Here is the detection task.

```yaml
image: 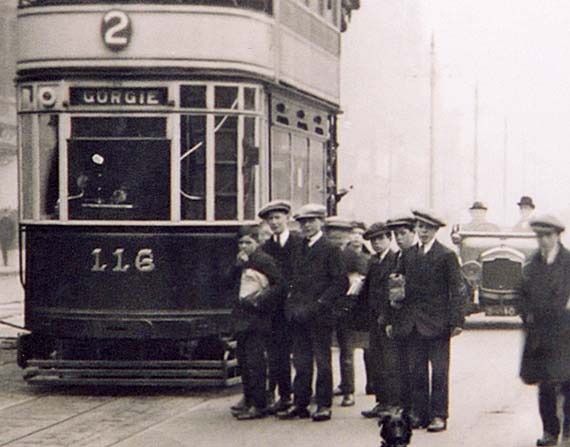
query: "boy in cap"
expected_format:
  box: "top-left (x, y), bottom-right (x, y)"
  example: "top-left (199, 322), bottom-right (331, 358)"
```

top-left (278, 203), bottom-right (347, 422)
top-left (519, 215), bottom-right (570, 446)
top-left (390, 209), bottom-right (465, 432)
top-left (230, 225), bottom-right (285, 420)
top-left (359, 222), bottom-right (399, 419)
top-left (258, 199), bottom-right (304, 414)
top-left (325, 218), bottom-right (370, 407)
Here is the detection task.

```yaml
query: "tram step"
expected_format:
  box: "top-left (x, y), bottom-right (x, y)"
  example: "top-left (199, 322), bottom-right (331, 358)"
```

top-left (27, 359), bottom-right (238, 369)
top-left (24, 374), bottom-right (241, 387)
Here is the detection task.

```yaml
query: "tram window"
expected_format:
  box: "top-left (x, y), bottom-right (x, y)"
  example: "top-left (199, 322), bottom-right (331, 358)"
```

top-left (180, 85), bottom-right (206, 109)
top-left (291, 135), bottom-right (310, 209)
top-left (243, 117), bottom-right (258, 220)
top-left (244, 88), bottom-right (256, 111)
top-left (68, 117), bottom-right (170, 221)
top-left (309, 139), bottom-right (325, 203)
top-left (71, 117), bottom-right (166, 139)
top-left (270, 129), bottom-right (292, 200)
top-left (215, 87), bottom-right (238, 110)
top-left (38, 114), bottom-right (59, 220)
top-left (215, 116), bottom-right (238, 220)
top-left (20, 114), bottom-right (34, 220)
top-left (180, 115), bottom-right (207, 220)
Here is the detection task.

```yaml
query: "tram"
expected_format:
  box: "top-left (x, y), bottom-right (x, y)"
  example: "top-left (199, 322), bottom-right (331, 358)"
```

top-left (15, 0), bottom-right (359, 385)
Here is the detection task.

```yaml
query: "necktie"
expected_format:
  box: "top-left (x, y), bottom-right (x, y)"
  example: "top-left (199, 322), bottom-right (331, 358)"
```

top-left (418, 245), bottom-right (425, 257)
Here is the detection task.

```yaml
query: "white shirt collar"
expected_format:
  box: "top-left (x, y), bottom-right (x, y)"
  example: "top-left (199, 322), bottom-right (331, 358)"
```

top-left (274, 229), bottom-right (290, 247)
top-left (307, 231), bottom-right (323, 247)
top-left (543, 243), bottom-right (560, 265)
top-left (419, 238), bottom-right (436, 254)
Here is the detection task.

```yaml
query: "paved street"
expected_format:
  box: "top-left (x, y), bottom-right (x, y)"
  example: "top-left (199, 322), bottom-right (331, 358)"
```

top-left (0, 272), bottom-right (542, 447)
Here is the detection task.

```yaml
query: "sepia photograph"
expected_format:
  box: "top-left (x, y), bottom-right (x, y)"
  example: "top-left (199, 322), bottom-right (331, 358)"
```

top-left (0, 1), bottom-right (569, 446)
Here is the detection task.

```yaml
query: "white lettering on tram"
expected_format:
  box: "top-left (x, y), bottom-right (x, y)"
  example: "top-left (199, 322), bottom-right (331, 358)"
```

top-left (79, 89), bottom-right (162, 105)
top-left (102, 11), bottom-right (131, 51)
top-left (91, 248), bottom-right (156, 273)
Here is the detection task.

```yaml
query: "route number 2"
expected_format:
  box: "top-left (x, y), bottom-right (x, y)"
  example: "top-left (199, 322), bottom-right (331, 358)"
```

top-left (101, 10), bottom-right (131, 51)
top-left (91, 248), bottom-right (155, 273)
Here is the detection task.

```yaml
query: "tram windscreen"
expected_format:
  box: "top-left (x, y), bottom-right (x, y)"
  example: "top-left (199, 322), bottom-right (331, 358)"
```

top-left (68, 117), bottom-right (170, 221)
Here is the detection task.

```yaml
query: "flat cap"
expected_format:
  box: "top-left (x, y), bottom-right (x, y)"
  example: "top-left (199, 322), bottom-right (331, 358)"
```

top-left (258, 199), bottom-right (291, 219)
top-left (529, 214), bottom-right (565, 233)
top-left (517, 196), bottom-right (535, 209)
top-left (411, 208), bottom-right (447, 228)
top-left (325, 216), bottom-right (353, 230)
top-left (469, 201), bottom-right (487, 210)
top-left (293, 203), bottom-right (327, 220)
top-left (363, 222), bottom-right (390, 240)
top-left (386, 212), bottom-right (417, 229)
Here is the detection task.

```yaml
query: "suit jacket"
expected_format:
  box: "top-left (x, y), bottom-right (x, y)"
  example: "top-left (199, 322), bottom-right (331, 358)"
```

top-left (519, 245), bottom-right (570, 384)
top-left (350, 250), bottom-right (397, 331)
top-left (285, 235), bottom-right (348, 327)
top-left (231, 248), bottom-right (285, 333)
top-left (261, 231), bottom-right (304, 327)
top-left (390, 239), bottom-right (466, 338)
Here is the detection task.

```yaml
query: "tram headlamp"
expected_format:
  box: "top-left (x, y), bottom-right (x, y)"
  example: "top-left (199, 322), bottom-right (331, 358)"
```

top-left (461, 260), bottom-right (482, 284)
top-left (38, 87), bottom-right (57, 108)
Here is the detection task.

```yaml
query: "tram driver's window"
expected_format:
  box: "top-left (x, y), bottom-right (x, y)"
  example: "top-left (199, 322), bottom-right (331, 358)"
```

top-left (39, 114), bottom-right (59, 220)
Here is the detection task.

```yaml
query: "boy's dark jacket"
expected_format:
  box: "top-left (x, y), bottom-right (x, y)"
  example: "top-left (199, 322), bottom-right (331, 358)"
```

top-left (230, 248), bottom-right (285, 333)
top-left (285, 236), bottom-right (348, 326)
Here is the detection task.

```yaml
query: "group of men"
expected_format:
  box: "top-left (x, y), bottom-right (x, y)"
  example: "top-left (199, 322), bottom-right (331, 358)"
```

top-left (230, 199), bottom-right (467, 433)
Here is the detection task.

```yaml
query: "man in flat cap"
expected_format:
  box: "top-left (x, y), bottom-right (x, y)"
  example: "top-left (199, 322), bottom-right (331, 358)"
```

top-left (358, 222), bottom-right (400, 419)
top-left (325, 218), bottom-right (370, 407)
top-left (390, 208), bottom-right (466, 432)
top-left (257, 199), bottom-right (304, 415)
top-left (278, 204), bottom-right (347, 422)
top-left (519, 214), bottom-right (570, 446)
top-left (513, 196), bottom-right (536, 232)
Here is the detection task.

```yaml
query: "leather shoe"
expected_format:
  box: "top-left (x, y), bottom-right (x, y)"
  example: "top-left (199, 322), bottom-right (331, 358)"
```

top-left (361, 404), bottom-right (393, 419)
top-left (537, 433), bottom-right (558, 446)
top-left (235, 406), bottom-right (266, 421)
top-left (277, 405), bottom-right (311, 420)
top-left (230, 397), bottom-right (247, 414)
top-left (341, 394), bottom-right (355, 407)
top-left (312, 406), bottom-right (332, 422)
top-left (409, 413), bottom-right (428, 429)
top-left (426, 417), bottom-right (447, 432)
top-left (333, 387), bottom-right (344, 396)
top-left (266, 398), bottom-right (292, 415)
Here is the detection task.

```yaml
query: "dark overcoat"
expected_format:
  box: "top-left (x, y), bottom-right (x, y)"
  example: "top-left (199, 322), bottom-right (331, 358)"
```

top-left (285, 236), bottom-right (347, 327)
top-left (519, 244), bottom-right (570, 384)
top-left (351, 250), bottom-right (397, 331)
top-left (230, 248), bottom-right (285, 334)
top-left (389, 240), bottom-right (466, 338)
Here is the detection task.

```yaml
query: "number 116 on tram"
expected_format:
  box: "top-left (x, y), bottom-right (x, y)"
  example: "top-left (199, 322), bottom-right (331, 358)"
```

top-left (15, 0), bottom-right (358, 386)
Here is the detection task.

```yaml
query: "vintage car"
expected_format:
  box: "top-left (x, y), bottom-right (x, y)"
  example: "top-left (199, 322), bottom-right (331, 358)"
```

top-left (452, 229), bottom-right (537, 316)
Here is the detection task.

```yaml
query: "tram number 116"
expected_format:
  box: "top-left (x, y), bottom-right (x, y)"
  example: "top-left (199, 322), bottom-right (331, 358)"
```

top-left (91, 248), bottom-right (155, 273)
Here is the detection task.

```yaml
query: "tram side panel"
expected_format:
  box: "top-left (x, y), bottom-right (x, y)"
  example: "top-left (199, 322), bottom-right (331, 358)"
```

top-left (19, 225), bottom-right (239, 365)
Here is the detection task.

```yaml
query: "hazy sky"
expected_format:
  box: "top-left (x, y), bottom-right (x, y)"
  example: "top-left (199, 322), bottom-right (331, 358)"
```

top-left (339, 0), bottom-right (570, 227)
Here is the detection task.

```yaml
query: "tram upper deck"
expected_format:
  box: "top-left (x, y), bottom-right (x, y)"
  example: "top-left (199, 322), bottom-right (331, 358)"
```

top-left (16, 0), bottom-right (358, 107)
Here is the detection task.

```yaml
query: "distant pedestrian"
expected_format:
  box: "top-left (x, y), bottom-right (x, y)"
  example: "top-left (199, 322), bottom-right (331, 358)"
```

top-left (0, 209), bottom-right (15, 267)
top-left (519, 215), bottom-right (570, 446)
top-left (229, 225), bottom-right (285, 420)
top-left (513, 196), bottom-right (536, 232)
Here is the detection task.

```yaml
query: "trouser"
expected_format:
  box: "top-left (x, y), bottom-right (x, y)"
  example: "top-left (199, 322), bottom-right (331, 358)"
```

top-left (236, 330), bottom-right (268, 409)
top-left (363, 348), bottom-right (374, 392)
top-left (336, 322), bottom-right (355, 394)
top-left (0, 242), bottom-right (8, 267)
top-left (267, 319), bottom-right (292, 401)
top-left (408, 332), bottom-right (451, 421)
top-left (369, 323), bottom-right (403, 407)
top-left (539, 382), bottom-right (570, 436)
top-left (291, 321), bottom-right (333, 408)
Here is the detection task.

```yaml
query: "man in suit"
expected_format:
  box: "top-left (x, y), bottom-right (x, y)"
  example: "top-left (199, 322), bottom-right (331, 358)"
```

top-left (258, 199), bottom-right (303, 414)
top-left (519, 215), bottom-right (570, 447)
top-left (278, 204), bottom-right (347, 422)
top-left (513, 196), bottom-right (536, 232)
top-left (359, 222), bottom-right (399, 419)
top-left (390, 209), bottom-right (466, 432)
